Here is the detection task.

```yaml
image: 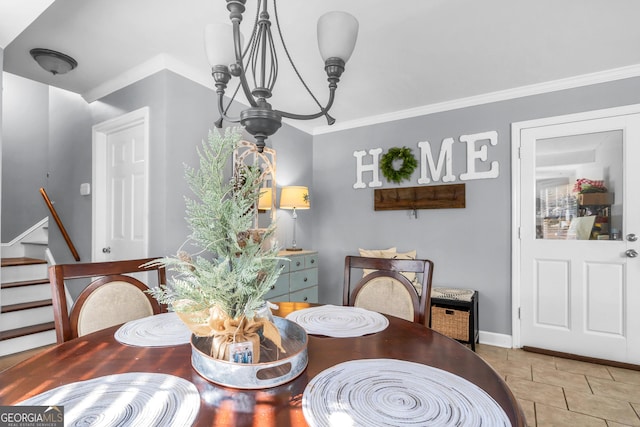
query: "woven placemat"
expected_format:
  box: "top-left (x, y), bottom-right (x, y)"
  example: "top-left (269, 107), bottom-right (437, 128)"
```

top-left (286, 305), bottom-right (389, 337)
top-left (115, 312), bottom-right (191, 347)
top-left (303, 359), bottom-right (510, 427)
top-left (431, 287), bottom-right (475, 302)
top-left (18, 372), bottom-right (200, 426)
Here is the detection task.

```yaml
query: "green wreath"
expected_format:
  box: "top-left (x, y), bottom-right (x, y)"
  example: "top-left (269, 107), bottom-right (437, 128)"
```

top-left (380, 146), bottom-right (418, 183)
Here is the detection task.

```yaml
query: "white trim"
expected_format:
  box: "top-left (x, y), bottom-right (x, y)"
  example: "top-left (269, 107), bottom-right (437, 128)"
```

top-left (45, 248), bottom-right (55, 265)
top-left (479, 331), bottom-right (513, 349)
top-left (312, 64), bottom-right (640, 135)
top-left (0, 217), bottom-right (48, 246)
top-left (510, 103), bottom-right (640, 350)
top-left (92, 106), bottom-right (150, 261)
top-left (81, 55), bottom-right (640, 136)
top-left (510, 122), bottom-right (522, 349)
top-left (82, 54), bottom-right (212, 104)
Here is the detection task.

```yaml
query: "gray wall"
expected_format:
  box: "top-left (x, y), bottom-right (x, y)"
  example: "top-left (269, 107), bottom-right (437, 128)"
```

top-left (92, 70), bottom-right (313, 259)
top-left (4, 64), bottom-right (640, 335)
top-left (47, 85), bottom-right (93, 264)
top-left (1, 72), bottom-right (93, 262)
top-left (1, 73), bottom-right (49, 240)
top-left (312, 76), bottom-right (640, 335)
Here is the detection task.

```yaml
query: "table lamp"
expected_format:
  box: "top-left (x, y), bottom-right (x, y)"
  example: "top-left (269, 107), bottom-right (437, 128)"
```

top-left (279, 186), bottom-right (310, 251)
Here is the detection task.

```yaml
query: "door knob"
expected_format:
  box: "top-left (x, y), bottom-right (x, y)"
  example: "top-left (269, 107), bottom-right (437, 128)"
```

top-left (627, 233), bottom-right (638, 242)
top-left (626, 249), bottom-right (638, 258)
top-left (102, 247), bottom-right (111, 253)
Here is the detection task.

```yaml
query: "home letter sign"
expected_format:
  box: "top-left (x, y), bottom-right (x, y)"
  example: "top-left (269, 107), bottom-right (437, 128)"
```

top-left (459, 131), bottom-right (499, 180)
top-left (353, 130), bottom-right (499, 188)
top-left (353, 148), bottom-right (383, 189)
top-left (417, 138), bottom-right (456, 184)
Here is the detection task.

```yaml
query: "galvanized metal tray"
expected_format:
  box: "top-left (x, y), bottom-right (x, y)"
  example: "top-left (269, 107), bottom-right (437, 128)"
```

top-left (191, 316), bottom-right (308, 389)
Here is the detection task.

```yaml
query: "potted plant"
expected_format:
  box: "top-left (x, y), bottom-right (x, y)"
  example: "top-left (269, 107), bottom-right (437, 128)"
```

top-left (147, 127), bottom-right (284, 363)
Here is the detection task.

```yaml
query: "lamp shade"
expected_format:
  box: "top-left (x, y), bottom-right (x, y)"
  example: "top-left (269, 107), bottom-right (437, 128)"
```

top-left (204, 23), bottom-right (239, 67)
top-left (258, 187), bottom-right (274, 210)
top-left (280, 186), bottom-right (310, 210)
top-left (317, 11), bottom-right (359, 63)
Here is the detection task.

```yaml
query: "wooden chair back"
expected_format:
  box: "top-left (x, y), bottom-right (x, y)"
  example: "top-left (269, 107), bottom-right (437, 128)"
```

top-left (343, 255), bottom-right (434, 325)
top-left (49, 258), bottom-right (167, 343)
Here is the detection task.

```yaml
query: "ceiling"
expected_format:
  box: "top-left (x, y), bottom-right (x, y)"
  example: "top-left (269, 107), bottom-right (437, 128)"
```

top-left (3, 0), bottom-right (640, 135)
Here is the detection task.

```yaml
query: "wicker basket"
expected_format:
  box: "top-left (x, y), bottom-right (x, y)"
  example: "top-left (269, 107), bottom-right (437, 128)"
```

top-left (431, 306), bottom-right (470, 341)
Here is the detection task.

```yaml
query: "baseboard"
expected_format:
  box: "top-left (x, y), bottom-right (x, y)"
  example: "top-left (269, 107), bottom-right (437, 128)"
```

top-left (478, 330), bottom-right (512, 348)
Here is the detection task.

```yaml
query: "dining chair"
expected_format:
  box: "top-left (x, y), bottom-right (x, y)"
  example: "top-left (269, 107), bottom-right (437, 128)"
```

top-left (343, 255), bottom-right (434, 325)
top-left (48, 258), bottom-right (167, 343)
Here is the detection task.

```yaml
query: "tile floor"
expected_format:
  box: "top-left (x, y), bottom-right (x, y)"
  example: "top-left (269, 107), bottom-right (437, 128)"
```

top-left (1, 344), bottom-right (639, 426)
top-left (475, 344), bottom-right (640, 426)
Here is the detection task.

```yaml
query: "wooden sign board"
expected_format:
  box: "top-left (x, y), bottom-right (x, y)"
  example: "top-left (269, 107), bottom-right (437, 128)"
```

top-left (374, 184), bottom-right (465, 211)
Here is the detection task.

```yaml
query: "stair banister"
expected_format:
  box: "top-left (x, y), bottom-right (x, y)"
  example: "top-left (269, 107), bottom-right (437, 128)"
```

top-left (39, 188), bottom-right (80, 262)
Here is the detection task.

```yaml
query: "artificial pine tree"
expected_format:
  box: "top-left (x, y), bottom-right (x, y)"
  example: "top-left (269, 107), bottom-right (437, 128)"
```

top-left (148, 127), bottom-right (282, 361)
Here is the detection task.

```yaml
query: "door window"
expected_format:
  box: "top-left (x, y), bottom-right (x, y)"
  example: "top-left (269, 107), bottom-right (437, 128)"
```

top-left (535, 130), bottom-right (623, 240)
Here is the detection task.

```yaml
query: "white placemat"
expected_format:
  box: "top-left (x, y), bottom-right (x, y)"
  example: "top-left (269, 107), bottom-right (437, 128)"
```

top-left (303, 359), bottom-right (511, 427)
top-left (18, 372), bottom-right (200, 427)
top-left (115, 312), bottom-right (192, 347)
top-left (285, 305), bottom-right (389, 337)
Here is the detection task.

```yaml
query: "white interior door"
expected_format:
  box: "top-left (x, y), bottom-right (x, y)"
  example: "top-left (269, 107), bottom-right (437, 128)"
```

top-left (513, 106), bottom-right (640, 364)
top-left (92, 107), bottom-right (149, 262)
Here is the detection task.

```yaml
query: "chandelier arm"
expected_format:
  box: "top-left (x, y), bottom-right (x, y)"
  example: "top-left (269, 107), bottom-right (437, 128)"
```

top-left (215, 81), bottom-right (243, 128)
top-left (273, 0), bottom-right (324, 111)
top-left (223, 79), bottom-right (243, 113)
top-left (215, 98), bottom-right (241, 127)
top-left (275, 87), bottom-right (337, 124)
top-left (231, 19), bottom-right (258, 107)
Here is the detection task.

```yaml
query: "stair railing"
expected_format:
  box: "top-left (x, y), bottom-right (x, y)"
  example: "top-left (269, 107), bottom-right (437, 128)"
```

top-left (39, 187), bottom-right (80, 261)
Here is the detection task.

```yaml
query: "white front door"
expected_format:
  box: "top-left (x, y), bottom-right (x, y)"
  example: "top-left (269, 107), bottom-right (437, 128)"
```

top-left (513, 106), bottom-right (640, 364)
top-left (92, 107), bottom-right (149, 262)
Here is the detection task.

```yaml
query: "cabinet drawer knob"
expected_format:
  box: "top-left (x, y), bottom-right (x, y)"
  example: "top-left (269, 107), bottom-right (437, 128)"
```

top-left (296, 261), bottom-right (301, 267)
top-left (310, 259), bottom-right (315, 264)
top-left (303, 296), bottom-right (308, 301)
top-left (270, 285), bottom-right (275, 290)
top-left (304, 277), bottom-right (308, 282)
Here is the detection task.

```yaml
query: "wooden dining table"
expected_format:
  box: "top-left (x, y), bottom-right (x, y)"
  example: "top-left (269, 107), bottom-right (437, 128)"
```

top-left (0, 302), bottom-right (525, 426)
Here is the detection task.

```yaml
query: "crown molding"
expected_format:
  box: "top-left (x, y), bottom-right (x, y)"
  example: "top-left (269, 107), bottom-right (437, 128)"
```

top-left (312, 64), bottom-right (640, 135)
top-left (82, 53), bottom-right (212, 103)
top-left (82, 58), bottom-right (640, 136)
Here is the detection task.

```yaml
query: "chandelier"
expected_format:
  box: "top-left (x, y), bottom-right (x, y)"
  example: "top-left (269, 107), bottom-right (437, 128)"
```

top-left (205, 0), bottom-right (359, 152)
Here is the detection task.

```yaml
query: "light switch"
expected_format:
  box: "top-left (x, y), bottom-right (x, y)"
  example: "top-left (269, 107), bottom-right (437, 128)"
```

top-left (80, 183), bottom-right (91, 196)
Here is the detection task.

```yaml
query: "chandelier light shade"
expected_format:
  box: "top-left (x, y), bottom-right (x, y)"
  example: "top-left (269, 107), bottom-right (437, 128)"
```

top-left (317, 12), bottom-right (359, 63)
top-left (30, 48), bottom-right (78, 75)
top-left (279, 186), bottom-right (310, 251)
top-left (205, 0), bottom-right (359, 152)
top-left (204, 23), bottom-right (238, 68)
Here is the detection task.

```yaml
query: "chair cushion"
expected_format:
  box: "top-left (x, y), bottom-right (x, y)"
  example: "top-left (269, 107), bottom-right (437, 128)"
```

top-left (76, 281), bottom-right (155, 336)
top-left (358, 247), bottom-right (397, 258)
top-left (358, 248), bottom-right (421, 295)
top-left (354, 277), bottom-right (415, 322)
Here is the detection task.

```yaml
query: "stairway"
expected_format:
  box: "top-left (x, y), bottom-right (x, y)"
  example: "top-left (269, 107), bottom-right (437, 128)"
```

top-left (0, 219), bottom-right (57, 357)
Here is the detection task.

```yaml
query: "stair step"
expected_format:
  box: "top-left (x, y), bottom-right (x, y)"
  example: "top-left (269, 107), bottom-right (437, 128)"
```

top-left (0, 322), bottom-right (55, 341)
top-left (21, 240), bottom-right (48, 246)
top-left (1, 257), bottom-right (47, 268)
top-left (1, 278), bottom-right (49, 289)
top-left (0, 329), bottom-right (56, 357)
top-left (2, 299), bottom-right (53, 314)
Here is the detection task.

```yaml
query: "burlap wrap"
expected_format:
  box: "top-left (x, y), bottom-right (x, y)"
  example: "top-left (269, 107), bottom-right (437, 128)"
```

top-left (174, 300), bottom-right (283, 362)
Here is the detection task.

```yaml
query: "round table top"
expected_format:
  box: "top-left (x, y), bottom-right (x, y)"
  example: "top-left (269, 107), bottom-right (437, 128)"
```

top-left (0, 302), bottom-right (525, 426)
